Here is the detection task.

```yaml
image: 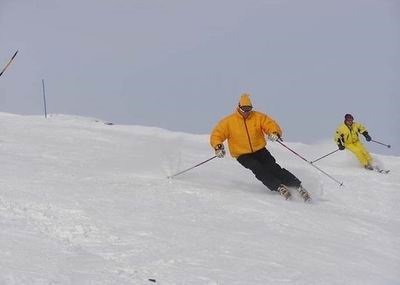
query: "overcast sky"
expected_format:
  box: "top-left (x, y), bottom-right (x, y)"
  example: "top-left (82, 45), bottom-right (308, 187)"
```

top-left (1, 0), bottom-right (399, 155)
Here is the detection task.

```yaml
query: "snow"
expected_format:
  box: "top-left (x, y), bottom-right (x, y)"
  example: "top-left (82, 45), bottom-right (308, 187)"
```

top-left (0, 112), bottom-right (399, 284)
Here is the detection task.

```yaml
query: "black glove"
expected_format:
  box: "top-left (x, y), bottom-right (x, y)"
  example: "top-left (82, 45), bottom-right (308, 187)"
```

top-left (362, 131), bottom-right (371, 142)
top-left (337, 138), bottom-right (345, 150)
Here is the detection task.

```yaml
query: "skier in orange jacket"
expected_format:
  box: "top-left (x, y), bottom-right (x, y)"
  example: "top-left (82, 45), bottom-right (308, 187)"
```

top-left (210, 93), bottom-right (309, 201)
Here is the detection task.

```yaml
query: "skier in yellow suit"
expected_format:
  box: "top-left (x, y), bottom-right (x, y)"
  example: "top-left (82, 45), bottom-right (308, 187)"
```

top-left (334, 114), bottom-right (373, 170)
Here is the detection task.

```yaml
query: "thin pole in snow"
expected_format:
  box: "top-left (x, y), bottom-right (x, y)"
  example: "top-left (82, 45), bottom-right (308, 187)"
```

top-left (167, 156), bottom-right (217, 179)
top-left (42, 79), bottom-right (48, 118)
top-left (276, 140), bottom-right (344, 187)
top-left (0, 50), bottom-right (18, 78)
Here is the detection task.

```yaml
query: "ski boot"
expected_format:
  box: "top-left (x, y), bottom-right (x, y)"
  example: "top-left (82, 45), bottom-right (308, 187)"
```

top-left (364, 164), bottom-right (374, 170)
top-left (297, 185), bottom-right (311, 202)
top-left (277, 185), bottom-right (291, 200)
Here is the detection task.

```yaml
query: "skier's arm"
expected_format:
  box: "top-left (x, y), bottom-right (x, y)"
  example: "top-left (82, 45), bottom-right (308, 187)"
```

top-left (210, 120), bottom-right (228, 149)
top-left (261, 113), bottom-right (282, 138)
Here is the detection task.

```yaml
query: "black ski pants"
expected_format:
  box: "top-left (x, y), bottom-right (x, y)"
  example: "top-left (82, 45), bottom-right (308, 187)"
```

top-left (237, 147), bottom-right (301, 191)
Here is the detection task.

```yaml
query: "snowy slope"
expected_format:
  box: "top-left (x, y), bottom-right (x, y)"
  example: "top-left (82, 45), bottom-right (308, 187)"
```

top-left (0, 112), bottom-right (399, 285)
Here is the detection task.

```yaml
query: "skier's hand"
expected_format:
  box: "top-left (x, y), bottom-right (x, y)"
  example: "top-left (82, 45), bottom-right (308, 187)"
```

top-left (362, 131), bottom-right (372, 142)
top-left (214, 144), bottom-right (226, 158)
top-left (268, 132), bottom-right (280, 142)
top-left (338, 143), bottom-right (345, 150)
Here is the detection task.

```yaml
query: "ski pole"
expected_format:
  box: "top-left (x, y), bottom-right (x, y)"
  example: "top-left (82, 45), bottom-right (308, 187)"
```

top-left (167, 156), bottom-right (217, 179)
top-left (371, 139), bottom-right (391, 148)
top-left (311, 149), bottom-right (340, 164)
top-left (276, 140), bottom-right (344, 186)
top-left (0, 50), bottom-right (18, 78)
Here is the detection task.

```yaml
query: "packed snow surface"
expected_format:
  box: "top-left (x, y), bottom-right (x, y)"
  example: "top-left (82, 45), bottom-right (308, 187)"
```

top-left (0, 113), bottom-right (399, 284)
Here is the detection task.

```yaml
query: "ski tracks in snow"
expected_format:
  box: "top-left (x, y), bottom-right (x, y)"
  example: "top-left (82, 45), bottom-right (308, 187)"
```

top-left (0, 195), bottom-right (112, 247)
top-left (0, 193), bottom-right (155, 283)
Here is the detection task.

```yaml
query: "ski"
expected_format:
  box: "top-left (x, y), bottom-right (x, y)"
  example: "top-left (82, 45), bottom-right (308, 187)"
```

top-left (0, 50), bottom-right (18, 78)
top-left (365, 165), bottom-right (390, 174)
top-left (374, 167), bottom-right (390, 174)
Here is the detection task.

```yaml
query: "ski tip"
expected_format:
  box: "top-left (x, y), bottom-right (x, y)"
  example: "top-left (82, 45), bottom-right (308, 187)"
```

top-left (374, 167), bottom-right (390, 174)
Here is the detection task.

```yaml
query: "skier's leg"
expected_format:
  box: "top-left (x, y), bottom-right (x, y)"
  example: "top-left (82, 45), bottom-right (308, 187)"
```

top-left (356, 141), bottom-right (373, 165)
top-left (257, 148), bottom-right (301, 188)
top-left (237, 153), bottom-right (282, 191)
top-left (346, 142), bottom-right (372, 167)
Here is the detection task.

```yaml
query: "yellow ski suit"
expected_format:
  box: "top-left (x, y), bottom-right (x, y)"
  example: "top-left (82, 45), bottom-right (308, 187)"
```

top-left (334, 122), bottom-right (372, 167)
top-left (210, 109), bottom-right (282, 158)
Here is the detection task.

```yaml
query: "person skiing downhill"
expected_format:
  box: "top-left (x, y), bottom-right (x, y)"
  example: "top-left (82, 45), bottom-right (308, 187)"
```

top-left (335, 114), bottom-right (374, 170)
top-left (210, 93), bottom-right (310, 201)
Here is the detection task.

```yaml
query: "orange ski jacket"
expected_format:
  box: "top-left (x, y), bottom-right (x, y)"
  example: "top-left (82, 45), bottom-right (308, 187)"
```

top-left (210, 109), bottom-right (282, 158)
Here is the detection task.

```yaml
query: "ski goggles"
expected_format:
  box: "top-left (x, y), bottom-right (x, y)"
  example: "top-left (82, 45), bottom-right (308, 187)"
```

top-left (239, 106), bottom-right (253, 113)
